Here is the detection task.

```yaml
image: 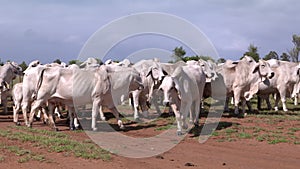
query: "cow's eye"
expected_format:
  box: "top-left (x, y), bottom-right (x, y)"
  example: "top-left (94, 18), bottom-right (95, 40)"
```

top-left (261, 64), bottom-right (265, 68)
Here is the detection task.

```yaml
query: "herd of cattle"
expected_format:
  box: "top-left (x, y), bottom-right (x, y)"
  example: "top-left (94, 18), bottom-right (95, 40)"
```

top-left (0, 56), bottom-right (299, 135)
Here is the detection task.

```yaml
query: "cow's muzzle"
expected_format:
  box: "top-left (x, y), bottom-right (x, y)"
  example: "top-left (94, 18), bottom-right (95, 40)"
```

top-left (163, 101), bottom-right (170, 107)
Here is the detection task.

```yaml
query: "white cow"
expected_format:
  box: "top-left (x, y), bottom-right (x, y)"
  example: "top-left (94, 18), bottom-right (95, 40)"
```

top-left (131, 59), bottom-right (167, 120)
top-left (256, 59), bottom-right (300, 111)
top-left (159, 64), bottom-right (206, 135)
top-left (29, 65), bottom-right (143, 131)
top-left (0, 62), bottom-right (23, 113)
top-left (219, 56), bottom-right (275, 115)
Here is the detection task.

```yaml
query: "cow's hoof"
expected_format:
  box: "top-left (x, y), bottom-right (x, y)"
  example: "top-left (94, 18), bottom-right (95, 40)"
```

top-left (54, 128), bottom-right (59, 132)
top-left (176, 131), bottom-right (184, 136)
top-left (183, 124), bottom-right (189, 130)
top-left (274, 107), bottom-right (279, 111)
top-left (15, 122), bottom-right (21, 126)
top-left (27, 124), bottom-right (32, 128)
top-left (134, 118), bottom-right (142, 123)
top-left (193, 122), bottom-right (199, 127)
top-left (120, 125), bottom-right (125, 130)
top-left (92, 127), bottom-right (98, 132)
top-left (283, 108), bottom-right (288, 112)
top-left (189, 120), bottom-right (194, 124)
top-left (100, 117), bottom-right (106, 121)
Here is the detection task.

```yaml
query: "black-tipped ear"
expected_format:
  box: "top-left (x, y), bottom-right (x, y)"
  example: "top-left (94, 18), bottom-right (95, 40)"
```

top-left (252, 64), bottom-right (259, 73)
top-left (297, 68), bottom-right (300, 75)
top-left (162, 69), bottom-right (168, 76)
top-left (146, 67), bottom-right (152, 77)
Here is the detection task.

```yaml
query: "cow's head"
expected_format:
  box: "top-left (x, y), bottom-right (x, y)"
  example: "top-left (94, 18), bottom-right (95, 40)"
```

top-left (9, 62), bottom-right (23, 76)
top-left (158, 76), bottom-right (180, 106)
top-left (129, 72), bottom-right (144, 91)
top-left (199, 60), bottom-right (217, 80)
top-left (252, 60), bottom-right (275, 80)
top-left (146, 66), bottom-right (168, 85)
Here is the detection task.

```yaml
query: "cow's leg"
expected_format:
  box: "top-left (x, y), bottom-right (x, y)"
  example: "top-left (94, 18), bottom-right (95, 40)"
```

top-left (274, 93), bottom-right (280, 111)
top-left (13, 103), bottom-right (21, 125)
top-left (257, 95), bottom-right (262, 110)
top-left (266, 96), bottom-right (272, 110)
top-left (40, 108), bottom-right (49, 124)
top-left (21, 102), bottom-right (29, 126)
top-left (224, 97), bottom-right (230, 112)
top-left (193, 99), bottom-right (201, 126)
top-left (99, 106), bottom-right (106, 121)
top-left (294, 94), bottom-right (298, 106)
top-left (68, 107), bottom-right (75, 130)
top-left (180, 102), bottom-right (191, 131)
top-left (151, 90), bottom-right (162, 115)
top-left (246, 100), bottom-right (252, 112)
top-left (47, 103), bottom-right (58, 131)
top-left (28, 100), bottom-right (43, 127)
top-left (91, 100), bottom-right (100, 131)
top-left (233, 91), bottom-right (241, 115)
top-left (110, 106), bottom-right (124, 129)
top-left (2, 97), bottom-right (8, 114)
top-left (242, 99), bottom-right (247, 116)
top-left (170, 103), bottom-right (183, 135)
top-left (131, 90), bottom-right (141, 120)
top-left (278, 90), bottom-right (288, 112)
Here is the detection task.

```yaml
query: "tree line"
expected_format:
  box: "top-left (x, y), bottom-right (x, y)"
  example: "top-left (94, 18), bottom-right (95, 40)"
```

top-left (172, 34), bottom-right (300, 63)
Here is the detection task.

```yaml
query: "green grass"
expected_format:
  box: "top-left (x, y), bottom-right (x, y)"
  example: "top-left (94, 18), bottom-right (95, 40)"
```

top-left (0, 144), bottom-right (46, 163)
top-left (237, 132), bottom-right (252, 139)
top-left (0, 127), bottom-right (111, 161)
top-left (155, 124), bottom-right (175, 131)
top-left (288, 127), bottom-right (300, 132)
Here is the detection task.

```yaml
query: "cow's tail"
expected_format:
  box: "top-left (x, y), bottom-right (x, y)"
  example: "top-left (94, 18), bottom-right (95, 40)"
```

top-left (32, 68), bottom-right (46, 100)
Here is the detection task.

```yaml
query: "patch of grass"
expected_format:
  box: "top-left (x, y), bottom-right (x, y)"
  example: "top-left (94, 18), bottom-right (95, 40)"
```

top-left (0, 128), bottom-right (111, 160)
top-left (0, 156), bottom-right (4, 162)
top-left (268, 138), bottom-right (288, 144)
top-left (224, 128), bottom-right (238, 134)
top-left (237, 132), bottom-right (252, 139)
top-left (155, 124), bottom-right (174, 131)
top-left (288, 127), bottom-right (300, 132)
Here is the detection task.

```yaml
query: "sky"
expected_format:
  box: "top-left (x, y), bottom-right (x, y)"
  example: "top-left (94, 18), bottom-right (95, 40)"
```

top-left (0, 0), bottom-right (299, 64)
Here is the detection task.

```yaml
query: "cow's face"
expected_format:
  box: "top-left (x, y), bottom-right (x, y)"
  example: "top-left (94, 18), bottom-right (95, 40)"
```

top-left (129, 74), bottom-right (144, 91)
top-left (199, 60), bottom-right (216, 79)
top-left (253, 60), bottom-right (275, 79)
top-left (158, 76), bottom-right (178, 106)
top-left (146, 66), bottom-right (167, 85)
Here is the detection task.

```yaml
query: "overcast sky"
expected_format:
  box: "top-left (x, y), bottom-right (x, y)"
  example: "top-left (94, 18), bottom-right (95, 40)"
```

top-left (0, 0), bottom-right (299, 64)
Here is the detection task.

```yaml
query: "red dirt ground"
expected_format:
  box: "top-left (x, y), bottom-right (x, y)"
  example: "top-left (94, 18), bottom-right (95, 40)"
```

top-left (0, 110), bottom-right (300, 169)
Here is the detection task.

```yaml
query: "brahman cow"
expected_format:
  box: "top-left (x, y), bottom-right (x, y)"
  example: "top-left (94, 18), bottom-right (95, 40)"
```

top-left (256, 59), bottom-right (300, 111)
top-left (219, 56), bottom-right (274, 115)
top-left (0, 62), bottom-right (23, 114)
top-left (29, 65), bottom-right (143, 131)
top-left (159, 64), bottom-right (206, 135)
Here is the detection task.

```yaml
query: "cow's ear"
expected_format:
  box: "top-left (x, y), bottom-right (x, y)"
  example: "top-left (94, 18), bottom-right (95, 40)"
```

top-left (252, 63), bottom-right (259, 73)
top-left (162, 69), bottom-right (168, 76)
top-left (146, 67), bottom-right (153, 77)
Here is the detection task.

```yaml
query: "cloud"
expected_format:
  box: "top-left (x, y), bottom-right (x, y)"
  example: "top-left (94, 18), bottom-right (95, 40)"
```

top-left (0, 0), bottom-right (299, 63)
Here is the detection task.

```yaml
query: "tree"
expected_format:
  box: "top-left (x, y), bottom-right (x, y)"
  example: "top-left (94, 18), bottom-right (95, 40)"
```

top-left (281, 52), bottom-right (291, 61)
top-left (172, 46), bottom-right (186, 61)
top-left (68, 60), bottom-right (80, 65)
top-left (289, 34), bottom-right (300, 62)
top-left (242, 44), bottom-right (260, 62)
top-left (263, 51), bottom-right (279, 60)
top-left (217, 58), bottom-right (226, 63)
top-left (53, 59), bottom-right (62, 64)
top-left (19, 61), bottom-right (28, 71)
